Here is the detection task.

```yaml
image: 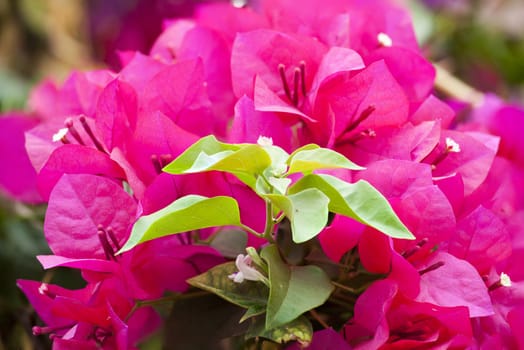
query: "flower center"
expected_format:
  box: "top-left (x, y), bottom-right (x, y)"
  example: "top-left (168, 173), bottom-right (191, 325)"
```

top-left (55, 116), bottom-right (107, 153)
top-left (97, 225), bottom-right (120, 261)
top-left (278, 61), bottom-right (307, 107)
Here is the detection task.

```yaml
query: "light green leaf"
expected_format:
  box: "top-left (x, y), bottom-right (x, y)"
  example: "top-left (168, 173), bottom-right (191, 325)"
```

top-left (163, 135), bottom-right (238, 173)
top-left (289, 174), bottom-right (415, 240)
top-left (267, 176), bottom-right (292, 195)
top-left (246, 315), bottom-right (313, 344)
top-left (119, 195), bottom-right (241, 253)
top-left (187, 261), bottom-right (268, 311)
top-left (261, 245), bottom-right (334, 330)
top-left (287, 148), bottom-right (364, 174)
top-left (163, 136), bottom-right (271, 187)
top-left (265, 189), bottom-right (330, 243)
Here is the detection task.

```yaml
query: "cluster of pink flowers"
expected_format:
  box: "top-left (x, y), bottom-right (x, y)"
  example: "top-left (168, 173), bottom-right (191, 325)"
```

top-left (1, 0), bottom-right (523, 348)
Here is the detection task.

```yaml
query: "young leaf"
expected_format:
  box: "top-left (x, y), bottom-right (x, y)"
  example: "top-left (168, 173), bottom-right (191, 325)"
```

top-left (287, 148), bottom-right (364, 174)
top-left (246, 315), bottom-right (313, 344)
top-left (163, 135), bottom-right (272, 187)
top-left (187, 261), bottom-right (268, 310)
top-left (119, 195), bottom-right (241, 253)
top-left (261, 245), bottom-right (334, 330)
top-left (265, 189), bottom-right (330, 243)
top-left (289, 174), bottom-right (415, 240)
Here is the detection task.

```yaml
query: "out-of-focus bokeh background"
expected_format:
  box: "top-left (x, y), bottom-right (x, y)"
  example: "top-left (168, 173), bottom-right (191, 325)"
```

top-left (0, 0), bottom-right (522, 348)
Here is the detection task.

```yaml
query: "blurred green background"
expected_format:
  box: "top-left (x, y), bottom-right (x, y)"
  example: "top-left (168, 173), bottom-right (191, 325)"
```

top-left (0, 0), bottom-right (522, 348)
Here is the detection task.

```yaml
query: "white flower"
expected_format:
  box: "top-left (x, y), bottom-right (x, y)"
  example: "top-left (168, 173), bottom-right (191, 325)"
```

top-left (257, 135), bottom-right (273, 147)
top-left (445, 137), bottom-right (461, 153)
top-left (500, 272), bottom-right (512, 287)
top-left (377, 32), bottom-right (393, 47)
top-left (52, 128), bottom-right (69, 142)
top-left (228, 254), bottom-right (266, 283)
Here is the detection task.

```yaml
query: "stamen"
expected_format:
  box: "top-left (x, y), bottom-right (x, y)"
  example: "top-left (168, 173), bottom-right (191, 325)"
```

top-left (159, 154), bottom-right (173, 168)
top-left (52, 128), bottom-right (69, 143)
top-left (402, 238), bottom-right (429, 259)
top-left (105, 227), bottom-right (121, 251)
top-left (97, 229), bottom-right (116, 261)
top-left (488, 272), bottom-right (512, 291)
top-left (343, 105), bottom-right (376, 134)
top-left (79, 116), bottom-right (106, 153)
top-left (33, 324), bottom-right (74, 336)
top-left (431, 138), bottom-right (461, 169)
top-left (418, 261), bottom-right (444, 275)
top-left (292, 67), bottom-right (300, 106)
top-left (64, 118), bottom-right (85, 145)
top-left (299, 61), bottom-right (307, 96)
top-left (377, 32), bottom-right (393, 47)
top-left (38, 283), bottom-right (56, 299)
top-left (278, 64), bottom-right (292, 102)
top-left (151, 155), bottom-right (163, 174)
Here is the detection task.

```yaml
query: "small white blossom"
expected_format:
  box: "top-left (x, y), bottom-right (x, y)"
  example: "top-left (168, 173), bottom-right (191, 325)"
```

top-left (231, 0), bottom-right (247, 8)
top-left (228, 254), bottom-right (266, 283)
top-left (445, 137), bottom-right (461, 153)
top-left (52, 128), bottom-right (69, 142)
top-left (257, 135), bottom-right (273, 147)
top-left (38, 283), bottom-right (49, 295)
top-left (377, 32), bottom-right (393, 47)
top-left (500, 272), bottom-right (512, 287)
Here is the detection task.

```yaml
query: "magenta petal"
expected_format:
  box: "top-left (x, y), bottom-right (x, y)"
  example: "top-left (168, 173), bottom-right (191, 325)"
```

top-left (44, 174), bottom-right (137, 259)
top-left (125, 111), bottom-right (198, 185)
top-left (150, 19), bottom-right (195, 63)
top-left (231, 29), bottom-right (326, 98)
top-left (140, 59), bottom-right (214, 135)
top-left (344, 279), bottom-right (397, 349)
top-left (0, 114), bottom-right (41, 203)
top-left (508, 306), bottom-right (524, 349)
top-left (319, 215), bottom-right (364, 262)
top-left (416, 252), bottom-right (494, 317)
top-left (118, 52), bottom-right (166, 93)
top-left (37, 144), bottom-right (126, 201)
top-left (310, 47), bottom-right (364, 95)
top-left (410, 94), bottom-right (455, 128)
top-left (388, 252), bottom-right (420, 298)
top-left (314, 60), bottom-right (409, 144)
top-left (286, 328), bottom-right (351, 350)
top-left (447, 205), bottom-right (511, 274)
top-left (107, 302), bottom-right (128, 350)
top-left (359, 228), bottom-right (392, 274)
top-left (253, 76), bottom-right (315, 123)
top-left (229, 96), bottom-right (293, 152)
top-left (365, 47), bottom-right (435, 104)
top-left (95, 79), bottom-right (137, 151)
top-left (431, 130), bottom-right (499, 195)
top-left (37, 255), bottom-right (118, 273)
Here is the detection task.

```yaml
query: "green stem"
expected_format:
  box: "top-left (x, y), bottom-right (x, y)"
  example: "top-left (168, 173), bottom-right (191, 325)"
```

top-left (331, 281), bottom-right (359, 294)
top-left (263, 199), bottom-right (276, 243)
top-left (239, 223), bottom-right (263, 238)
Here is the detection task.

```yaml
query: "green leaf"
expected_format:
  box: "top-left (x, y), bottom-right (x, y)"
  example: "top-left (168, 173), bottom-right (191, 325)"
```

top-left (163, 135), bottom-right (272, 188)
top-left (210, 229), bottom-right (248, 259)
top-left (287, 147), bottom-right (364, 174)
top-left (289, 174), bottom-right (415, 240)
top-left (119, 195), bottom-right (241, 253)
top-left (187, 261), bottom-right (269, 311)
top-left (265, 189), bottom-right (330, 243)
top-left (240, 305), bottom-right (267, 323)
top-left (246, 315), bottom-right (313, 344)
top-left (261, 245), bottom-right (334, 329)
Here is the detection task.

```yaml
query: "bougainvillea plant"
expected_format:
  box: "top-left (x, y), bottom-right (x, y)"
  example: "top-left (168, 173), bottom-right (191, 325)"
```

top-left (1, 0), bottom-right (523, 349)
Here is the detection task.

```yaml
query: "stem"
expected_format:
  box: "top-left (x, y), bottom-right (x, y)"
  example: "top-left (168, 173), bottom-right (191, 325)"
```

top-left (309, 309), bottom-right (329, 329)
top-left (239, 223), bottom-right (263, 238)
top-left (433, 63), bottom-right (484, 106)
top-left (263, 200), bottom-right (276, 243)
top-left (331, 281), bottom-right (359, 294)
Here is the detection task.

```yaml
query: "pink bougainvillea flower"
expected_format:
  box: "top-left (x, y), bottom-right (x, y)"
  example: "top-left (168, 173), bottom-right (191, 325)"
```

top-left (446, 205), bottom-right (512, 275)
top-left (43, 173), bottom-right (137, 259)
top-left (415, 252), bottom-right (493, 318)
top-left (318, 215), bottom-right (365, 263)
top-left (0, 114), bottom-right (41, 203)
top-left (344, 279), bottom-right (473, 349)
top-left (17, 277), bottom-right (160, 349)
top-left (286, 328), bottom-right (351, 350)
